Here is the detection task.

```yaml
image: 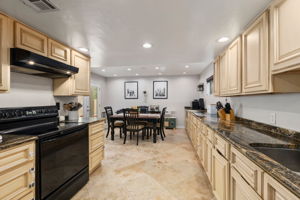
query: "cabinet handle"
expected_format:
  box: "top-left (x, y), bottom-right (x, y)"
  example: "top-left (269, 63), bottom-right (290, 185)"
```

top-left (29, 167), bottom-right (35, 173)
top-left (28, 182), bottom-right (35, 188)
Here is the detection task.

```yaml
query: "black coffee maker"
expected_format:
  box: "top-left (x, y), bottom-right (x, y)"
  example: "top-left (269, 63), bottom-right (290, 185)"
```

top-left (192, 98), bottom-right (205, 110)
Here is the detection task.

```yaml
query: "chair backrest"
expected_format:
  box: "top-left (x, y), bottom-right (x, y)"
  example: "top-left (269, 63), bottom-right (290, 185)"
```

top-left (160, 107), bottom-right (167, 127)
top-left (104, 106), bottom-right (113, 121)
top-left (123, 109), bottom-right (140, 129)
top-left (138, 106), bottom-right (149, 113)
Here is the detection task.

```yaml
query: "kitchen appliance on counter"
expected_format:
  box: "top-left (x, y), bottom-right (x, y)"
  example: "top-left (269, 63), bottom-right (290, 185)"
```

top-left (191, 98), bottom-right (205, 110)
top-left (0, 106), bottom-right (89, 200)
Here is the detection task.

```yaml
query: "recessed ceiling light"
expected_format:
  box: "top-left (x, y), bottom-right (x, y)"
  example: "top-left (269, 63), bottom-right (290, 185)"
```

top-left (127, 68), bottom-right (132, 71)
top-left (218, 37), bottom-right (229, 43)
top-left (185, 65), bottom-right (190, 69)
top-left (113, 74), bottom-right (117, 77)
top-left (155, 66), bottom-right (159, 70)
top-left (158, 72), bottom-right (162, 75)
top-left (101, 69), bottom-right (106, 72)
top-left (78, 47), bottom-right (89, 52)
top-left (136, 73), bottom-right (139, 76)
top-left (142, 42), bottom-right (152, 49)
top-left (28, 60), bottom-right (35, 65)
top-left (183, 72), bottom-right (186, 74)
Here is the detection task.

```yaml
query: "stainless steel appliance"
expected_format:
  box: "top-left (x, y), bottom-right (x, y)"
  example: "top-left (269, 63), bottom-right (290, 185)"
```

top-left (0, 106), bottom-right (89, 200)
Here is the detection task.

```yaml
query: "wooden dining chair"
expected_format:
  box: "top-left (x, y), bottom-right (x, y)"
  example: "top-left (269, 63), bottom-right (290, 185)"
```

top-left (123, 109), bottom-right (145, 145)
top-left (144, 107), bottom-right (166, 141)
top-left (104, 106), bottom-right (124, 138)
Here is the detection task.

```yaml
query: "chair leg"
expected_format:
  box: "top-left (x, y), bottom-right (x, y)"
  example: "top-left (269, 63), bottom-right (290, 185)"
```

top-left (162, 128), bottom-right (166, 137)
top-left (130, 131), bottom-right (132, 139)
top-left (119, 127), bottom-right (122, 138)
top-left (106, 125), bottom-right (111, 138)
top-left (159, 128), bottom-right (164, 141)
top-left (142, 130), bottom-right (145, 140)
top-left (137, 132), bottom-right (139, 145)
top-left (146, 128), bottom-right (149, 139)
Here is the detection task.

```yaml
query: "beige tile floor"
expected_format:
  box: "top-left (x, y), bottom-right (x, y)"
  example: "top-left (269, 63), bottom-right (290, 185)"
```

top-left (72, 128), bottom-right (215, 200)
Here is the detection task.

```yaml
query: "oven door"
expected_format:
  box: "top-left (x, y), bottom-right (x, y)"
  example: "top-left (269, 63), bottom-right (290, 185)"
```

top-left (39, 125), bottom-right (88, 199)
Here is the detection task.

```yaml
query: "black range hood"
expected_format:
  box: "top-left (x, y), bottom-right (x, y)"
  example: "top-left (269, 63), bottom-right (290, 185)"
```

top-left (10, 48), bottom-right (79, 78)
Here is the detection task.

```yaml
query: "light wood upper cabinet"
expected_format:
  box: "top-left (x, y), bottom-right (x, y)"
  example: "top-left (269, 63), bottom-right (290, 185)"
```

top-left (219, 51), bottom-right (228, 96)
top-left (0, 14), bottom-right (12, 92)
top-left (212, 149), bottom-right (229, 200)
top-left (243, 12), bottom-right (270, 94)
top-left (48, 39), bottom-right (71, 64)
top-left (271, 0), bottom-right (300, 74)
top-left (227, 37), bottom-right (242, 95)
top-left (15, 22), bottom-right (47, 56)
top-left (264, 173), bottom-right (298, 200)
top-left (72, 50), bottom-right (90, 95)
top-left (230, 167), bottom-right (262, 200)
top-left (214, 57), bottom-right (220, 96)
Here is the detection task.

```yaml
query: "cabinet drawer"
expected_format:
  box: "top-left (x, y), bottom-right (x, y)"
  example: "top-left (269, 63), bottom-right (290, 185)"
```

top-left (89, 147), bottom-right (104, 173)
top-left (17, 190), bottom-right (35, 200)
top-left (0, 142), bottom-right (35, 173)
top-left (89, 121), bottom-right (105, 135)
top-left (231, 167), bottom-right (262, 200)
top-left (48, 39), bottom-right (71, 64)
top-left (207, 127), bottom-right (214, 142)
top-left (214, 134), bottom-right (230, 159)
top-left (231, 147), bottom-right (263, 195)
top-left (0, 161), bottom-right (35, 200)
top-left (15, 22), bottom-right (47, 56)
top-left (89, 131), bottom-right (104, 153)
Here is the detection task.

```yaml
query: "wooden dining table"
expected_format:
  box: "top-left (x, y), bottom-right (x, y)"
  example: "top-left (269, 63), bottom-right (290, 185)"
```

top-left (110, 113), bottom-right (161, 143)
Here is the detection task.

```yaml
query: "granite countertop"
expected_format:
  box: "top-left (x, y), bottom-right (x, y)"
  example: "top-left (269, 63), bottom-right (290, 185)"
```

top-left (65, 117), bottom-right (105, 124)
top-left (188, 110), bottom-right (300, 198)
top-left (0, 134), bottom-right (37, 150)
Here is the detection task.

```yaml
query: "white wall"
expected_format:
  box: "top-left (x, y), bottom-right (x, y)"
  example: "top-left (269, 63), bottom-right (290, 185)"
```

top-left (104, 75), bottom-right (200, 128)
top-left (199, 65), bottom-right (300, 132)
top-left (0, 72), bottom-right (56, 107)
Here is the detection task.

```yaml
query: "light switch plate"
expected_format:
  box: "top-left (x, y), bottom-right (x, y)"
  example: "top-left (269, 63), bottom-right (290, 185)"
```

top-left (270, 112), bottom-right (276, 124)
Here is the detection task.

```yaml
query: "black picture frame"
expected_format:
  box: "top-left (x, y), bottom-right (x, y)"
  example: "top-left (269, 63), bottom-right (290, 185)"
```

top-left (153, 81), bottom-right (168, 99)
top-left (124, 81), bottom-right (138, 99)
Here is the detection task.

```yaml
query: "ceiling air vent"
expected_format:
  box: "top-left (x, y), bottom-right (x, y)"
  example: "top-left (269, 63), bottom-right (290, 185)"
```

top-left (21, 0), bottom-right (59, 12)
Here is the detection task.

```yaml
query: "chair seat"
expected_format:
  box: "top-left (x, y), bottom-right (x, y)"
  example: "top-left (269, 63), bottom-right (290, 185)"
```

top-left (114, 121), bottom-right (124, 127)
top-left (126, 125), bottom-right (145, 131)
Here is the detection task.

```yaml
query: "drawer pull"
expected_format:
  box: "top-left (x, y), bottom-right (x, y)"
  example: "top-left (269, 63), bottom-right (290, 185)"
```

top-left (28, 182), bottom-right (35, 188)
top-left (29, 167), bottom-right (35, 173)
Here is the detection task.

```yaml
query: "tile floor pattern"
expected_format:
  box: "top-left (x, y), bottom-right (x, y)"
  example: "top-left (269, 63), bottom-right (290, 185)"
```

top-left (72, 128), bottom-right (215, 200)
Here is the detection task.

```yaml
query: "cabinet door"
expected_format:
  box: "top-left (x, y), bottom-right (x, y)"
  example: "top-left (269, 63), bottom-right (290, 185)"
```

top-left (230, 167), bottom-right (262, 200)
top-left (227, 37), bottom-right (242, 95)
top-left (219, 51), bottom-right (228, 96)
top-left (271, 0), bottom-right (300, 74)
top-left (48, 39), bottom-right (71, 64)
top-left (243, 12), bottom-right (270, 93)
top-left (15, 22), bottom-right (47, 56)
top-left (212, 149), bottom-right (229, 200)
top-left (0, 14), bottom-right (11, 92)
top-left (203, 138), bottom-right (213, 182)
top-left (72, 50), bottom-right (90, 95)
top-left (214, 57), bottom-right (220, 96)
top-left (264, 173), bottom-right (298, 200)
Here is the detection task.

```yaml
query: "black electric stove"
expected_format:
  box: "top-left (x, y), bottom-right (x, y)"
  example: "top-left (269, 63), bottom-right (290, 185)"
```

top-left (0, 106), bottom-right (89, 200)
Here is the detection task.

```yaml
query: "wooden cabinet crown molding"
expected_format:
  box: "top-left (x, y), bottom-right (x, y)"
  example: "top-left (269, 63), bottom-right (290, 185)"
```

top-left (242, 11), bottom-right (270, 94)
top-left (271, 0), bottom-right (300, 74)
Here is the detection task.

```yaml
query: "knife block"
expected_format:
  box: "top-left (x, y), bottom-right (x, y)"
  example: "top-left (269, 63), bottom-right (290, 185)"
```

top-left (225, 110), bottom-right (235, 121)
top-left (217, 109), bottom-right (226, 120)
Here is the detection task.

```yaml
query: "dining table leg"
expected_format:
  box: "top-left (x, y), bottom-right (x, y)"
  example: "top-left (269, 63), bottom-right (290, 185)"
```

top-left (111, 118), bottom-right (115, 140)
top-left (153, 119), bottom-right (157, 143)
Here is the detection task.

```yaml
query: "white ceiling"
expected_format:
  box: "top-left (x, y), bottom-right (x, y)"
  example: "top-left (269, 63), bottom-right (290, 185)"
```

top-left (0, 0), bottom-right (272, 77)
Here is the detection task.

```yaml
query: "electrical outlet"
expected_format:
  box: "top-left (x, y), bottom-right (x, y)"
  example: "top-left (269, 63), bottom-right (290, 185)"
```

top-left (270, 112), bottom-right (276, 124)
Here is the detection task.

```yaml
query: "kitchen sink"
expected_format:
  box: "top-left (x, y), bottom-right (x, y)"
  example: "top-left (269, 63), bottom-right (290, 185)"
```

top-left (250, 144), bottom-right (300, 172)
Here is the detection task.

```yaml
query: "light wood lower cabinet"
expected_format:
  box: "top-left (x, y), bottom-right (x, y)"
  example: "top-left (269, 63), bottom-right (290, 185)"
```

top-left (270, 0), bottom-right (300, 74)
top-left (0, 141), bottom-right (36, 200)
top-left (212, 149), bottom-right (229, 200)
top-left (203, 138), bottom-right (213, 182)
top-left (264, 173), bottom-right (299, 200)
top-left (230, 167), bottom-right (262, 200)
top-left (89, 120), bottom-right (105, 174)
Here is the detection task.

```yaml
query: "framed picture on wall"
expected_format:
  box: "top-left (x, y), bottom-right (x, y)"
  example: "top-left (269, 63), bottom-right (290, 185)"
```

top-left (153, 81), bottom-right (168, 99)
top-left (124, 81), bottom-right (138, 99)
